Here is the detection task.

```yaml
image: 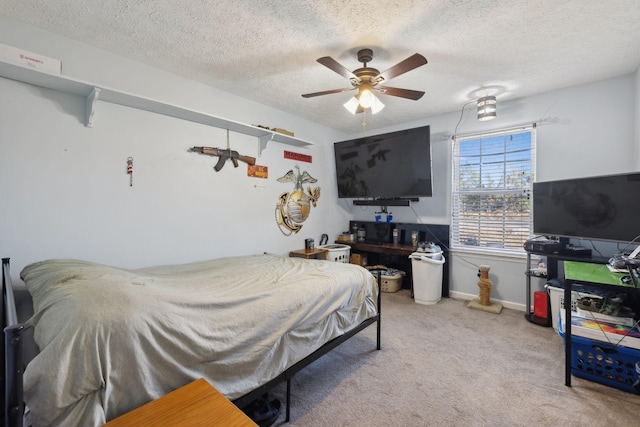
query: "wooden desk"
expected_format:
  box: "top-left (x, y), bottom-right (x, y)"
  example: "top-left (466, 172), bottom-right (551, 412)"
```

top-left (342, 221), bottom-right (450, 297)
top-left (103, 378), bottom-right (257, 427)
top-left (339, 241), bottom-right (416, 256)
top-left (289, 248), bottom-right (328, 260)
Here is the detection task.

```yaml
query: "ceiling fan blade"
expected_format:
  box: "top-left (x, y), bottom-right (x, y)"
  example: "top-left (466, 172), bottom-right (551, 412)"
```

top-left (374, 53), bottom-right (427, 83)
top-left (376, 86), bottom-right (425, 100)
top-left (317, 56), bottom-right (359, 81)
top-left (301, 88), bottom-right (355, 98)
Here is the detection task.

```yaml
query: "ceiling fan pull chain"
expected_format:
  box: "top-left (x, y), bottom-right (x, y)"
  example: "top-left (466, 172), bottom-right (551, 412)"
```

top-left (361, 109), bottom-right (367, 134)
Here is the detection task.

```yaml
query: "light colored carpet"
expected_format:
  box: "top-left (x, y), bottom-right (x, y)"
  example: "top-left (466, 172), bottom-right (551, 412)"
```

top-left (267, 290), bottom-right (639, 427)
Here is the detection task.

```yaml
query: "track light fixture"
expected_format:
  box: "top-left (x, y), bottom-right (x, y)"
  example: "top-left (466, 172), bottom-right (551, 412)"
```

top-left (477, 95), bottom-right (497, 121)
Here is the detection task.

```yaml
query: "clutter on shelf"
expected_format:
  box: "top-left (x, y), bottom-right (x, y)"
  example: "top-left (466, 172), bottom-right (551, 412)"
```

top-left (253, 124), bottom-right (294, 137)
top-left (553, 278), bottom-right (640, 394)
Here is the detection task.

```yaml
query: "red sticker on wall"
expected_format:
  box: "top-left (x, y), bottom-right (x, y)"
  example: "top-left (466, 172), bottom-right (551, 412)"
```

top-left (284, 150), bottom-right (312, 163)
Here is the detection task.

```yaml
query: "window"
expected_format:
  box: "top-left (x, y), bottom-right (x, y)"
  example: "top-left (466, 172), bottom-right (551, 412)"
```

top-left (451, 126), bottom-right (536, 253)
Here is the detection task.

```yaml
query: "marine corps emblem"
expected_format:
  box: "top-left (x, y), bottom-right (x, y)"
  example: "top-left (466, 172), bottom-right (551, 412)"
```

top-left (275, 166), bottom-right (320, 235)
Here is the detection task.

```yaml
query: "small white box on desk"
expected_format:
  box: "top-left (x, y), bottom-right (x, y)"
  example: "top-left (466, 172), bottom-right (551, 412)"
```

top-left (0, 44), bottom-right (62, 74)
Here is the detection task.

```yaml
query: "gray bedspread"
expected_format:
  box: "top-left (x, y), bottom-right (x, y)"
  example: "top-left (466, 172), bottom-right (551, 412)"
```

top-left (20, 254), bottom-right (378, 426)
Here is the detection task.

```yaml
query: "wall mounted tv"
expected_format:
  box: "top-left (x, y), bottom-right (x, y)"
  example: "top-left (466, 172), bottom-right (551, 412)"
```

top-left (533, 172), bottom-right (640, 243)
top-left (333, 125), bottom-right (432, 202)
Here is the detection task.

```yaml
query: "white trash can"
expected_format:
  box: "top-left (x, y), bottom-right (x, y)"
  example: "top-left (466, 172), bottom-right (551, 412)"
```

top-left (409, 251), bottom-right (445, 305)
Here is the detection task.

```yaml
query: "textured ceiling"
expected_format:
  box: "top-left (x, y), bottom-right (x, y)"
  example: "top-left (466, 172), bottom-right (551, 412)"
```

top-left (1, 0), bottom-right (640, 134)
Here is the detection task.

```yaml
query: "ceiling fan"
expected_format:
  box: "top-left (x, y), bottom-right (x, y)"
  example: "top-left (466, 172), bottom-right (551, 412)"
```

top-left (301, 48), bottom-right (427, 114)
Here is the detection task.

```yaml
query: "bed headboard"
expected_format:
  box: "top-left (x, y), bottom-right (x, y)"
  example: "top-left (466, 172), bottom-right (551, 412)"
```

top-left (2, 258), bottom-right (25, 427)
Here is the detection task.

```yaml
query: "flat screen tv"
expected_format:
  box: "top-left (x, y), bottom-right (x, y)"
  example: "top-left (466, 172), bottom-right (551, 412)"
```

top-left (333, 125), bottom-right (432, 200)
top-left (533, 172), bottom-right (640, 243)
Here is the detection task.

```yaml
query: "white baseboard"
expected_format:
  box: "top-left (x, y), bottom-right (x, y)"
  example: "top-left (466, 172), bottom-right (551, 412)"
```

top-left (448, 291), bottom-right (526, 312)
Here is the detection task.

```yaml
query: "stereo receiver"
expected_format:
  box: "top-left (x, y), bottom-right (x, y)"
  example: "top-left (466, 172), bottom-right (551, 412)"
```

top-left (523, 240), bottom-right (563, 254)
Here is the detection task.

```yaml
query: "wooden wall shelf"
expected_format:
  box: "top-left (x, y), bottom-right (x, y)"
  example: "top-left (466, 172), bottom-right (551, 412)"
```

top-left (0, 60), bottom-right (314, 154)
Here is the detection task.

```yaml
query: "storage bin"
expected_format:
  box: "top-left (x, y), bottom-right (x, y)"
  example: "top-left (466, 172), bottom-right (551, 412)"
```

top-left (318, 244), bottom-right (351, 263)
top-left (367, 268), bottom-right (405, 293)
top-left (546, 284), bottom-right (599, 331)
top-left (559, 328), bottom-right (640, 394)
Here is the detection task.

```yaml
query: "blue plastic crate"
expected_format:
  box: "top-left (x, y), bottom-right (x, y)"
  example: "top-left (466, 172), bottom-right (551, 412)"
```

top-left (559, 328), bottom-right (640, 394)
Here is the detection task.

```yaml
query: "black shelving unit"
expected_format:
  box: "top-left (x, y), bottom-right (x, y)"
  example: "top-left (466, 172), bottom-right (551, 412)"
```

top-left (524, 253), bottom-right (552, 326)
top-left (524, 250), bottom-right (636, 387)
top-left (524, 268), bottom-right (551, 326)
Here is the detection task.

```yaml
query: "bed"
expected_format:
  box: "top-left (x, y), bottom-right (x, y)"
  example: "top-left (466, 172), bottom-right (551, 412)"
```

top-left (2, 254), bottom-right (381, 426)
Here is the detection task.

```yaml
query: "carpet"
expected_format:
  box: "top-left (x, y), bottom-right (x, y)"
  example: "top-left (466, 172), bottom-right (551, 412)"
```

top-left (267, 290), bottom-right (640, 426)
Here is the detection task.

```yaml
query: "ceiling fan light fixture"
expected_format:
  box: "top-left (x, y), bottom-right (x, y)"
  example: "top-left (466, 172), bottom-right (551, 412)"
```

top-left (343, 93), bottom-right (385, 115)
top-left (358, 87), bottom-right (376, 108)
top-left (343, 96), bottom-right (360, 114)
top-left (477, 95), bottom-right (497, 121)
top-left (370, 96), bottom-right (385, 114)
top-left (303, 49), bottom-right (428, 120)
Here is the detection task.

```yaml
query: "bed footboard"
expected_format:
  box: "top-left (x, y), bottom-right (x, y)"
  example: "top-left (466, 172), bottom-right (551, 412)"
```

top-left (2, 258), bottom-right (26, 427)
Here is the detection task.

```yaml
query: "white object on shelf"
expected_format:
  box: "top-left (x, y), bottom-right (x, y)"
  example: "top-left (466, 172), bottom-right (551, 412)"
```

top-left (0, 44), bottom-right (61, 74)
top-left (0, 59), bottom-right (313, 154)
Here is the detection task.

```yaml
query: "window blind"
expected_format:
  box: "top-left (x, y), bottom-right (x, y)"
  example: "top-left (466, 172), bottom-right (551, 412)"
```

top-left (452, 126), bottom-right (536, 252)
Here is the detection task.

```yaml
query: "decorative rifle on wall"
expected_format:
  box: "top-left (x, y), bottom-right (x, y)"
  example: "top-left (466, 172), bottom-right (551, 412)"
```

top-left (188, 146), bottom-right (256, 171)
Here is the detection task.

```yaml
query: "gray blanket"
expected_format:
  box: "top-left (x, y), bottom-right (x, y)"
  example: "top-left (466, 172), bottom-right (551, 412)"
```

top-left (21, 254), bottom-right (378, 426)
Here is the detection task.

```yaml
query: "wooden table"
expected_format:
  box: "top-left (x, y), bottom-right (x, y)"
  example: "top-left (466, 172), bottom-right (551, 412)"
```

top-left (338, 241), bottom-right (416, 256)
top-left (103, 378), bottom-right (257, 427)
top-left (289, 248), bottom-right (328, 260)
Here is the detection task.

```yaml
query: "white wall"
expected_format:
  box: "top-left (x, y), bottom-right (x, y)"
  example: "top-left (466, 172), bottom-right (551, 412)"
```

top-left (345, 72), bottom-right (638, 309)
top-left (1, 15), bottom-right (638, 309)
top-left (0, 16), bottom-right (351, 277)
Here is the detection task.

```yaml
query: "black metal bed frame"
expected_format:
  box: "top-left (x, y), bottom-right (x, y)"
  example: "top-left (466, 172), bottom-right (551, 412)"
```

top-left (232, 269), bottom-right (382, 421)
top-left (2, 258), bottom-right (25, 427)
top-left (2, 258), bottom-right (381, 425)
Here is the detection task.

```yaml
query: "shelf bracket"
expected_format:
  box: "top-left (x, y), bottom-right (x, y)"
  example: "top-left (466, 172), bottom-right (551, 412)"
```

top-left (85, 87), bottom-right (101, 128)
top-left (258, 133), bottom-right (275, 157)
